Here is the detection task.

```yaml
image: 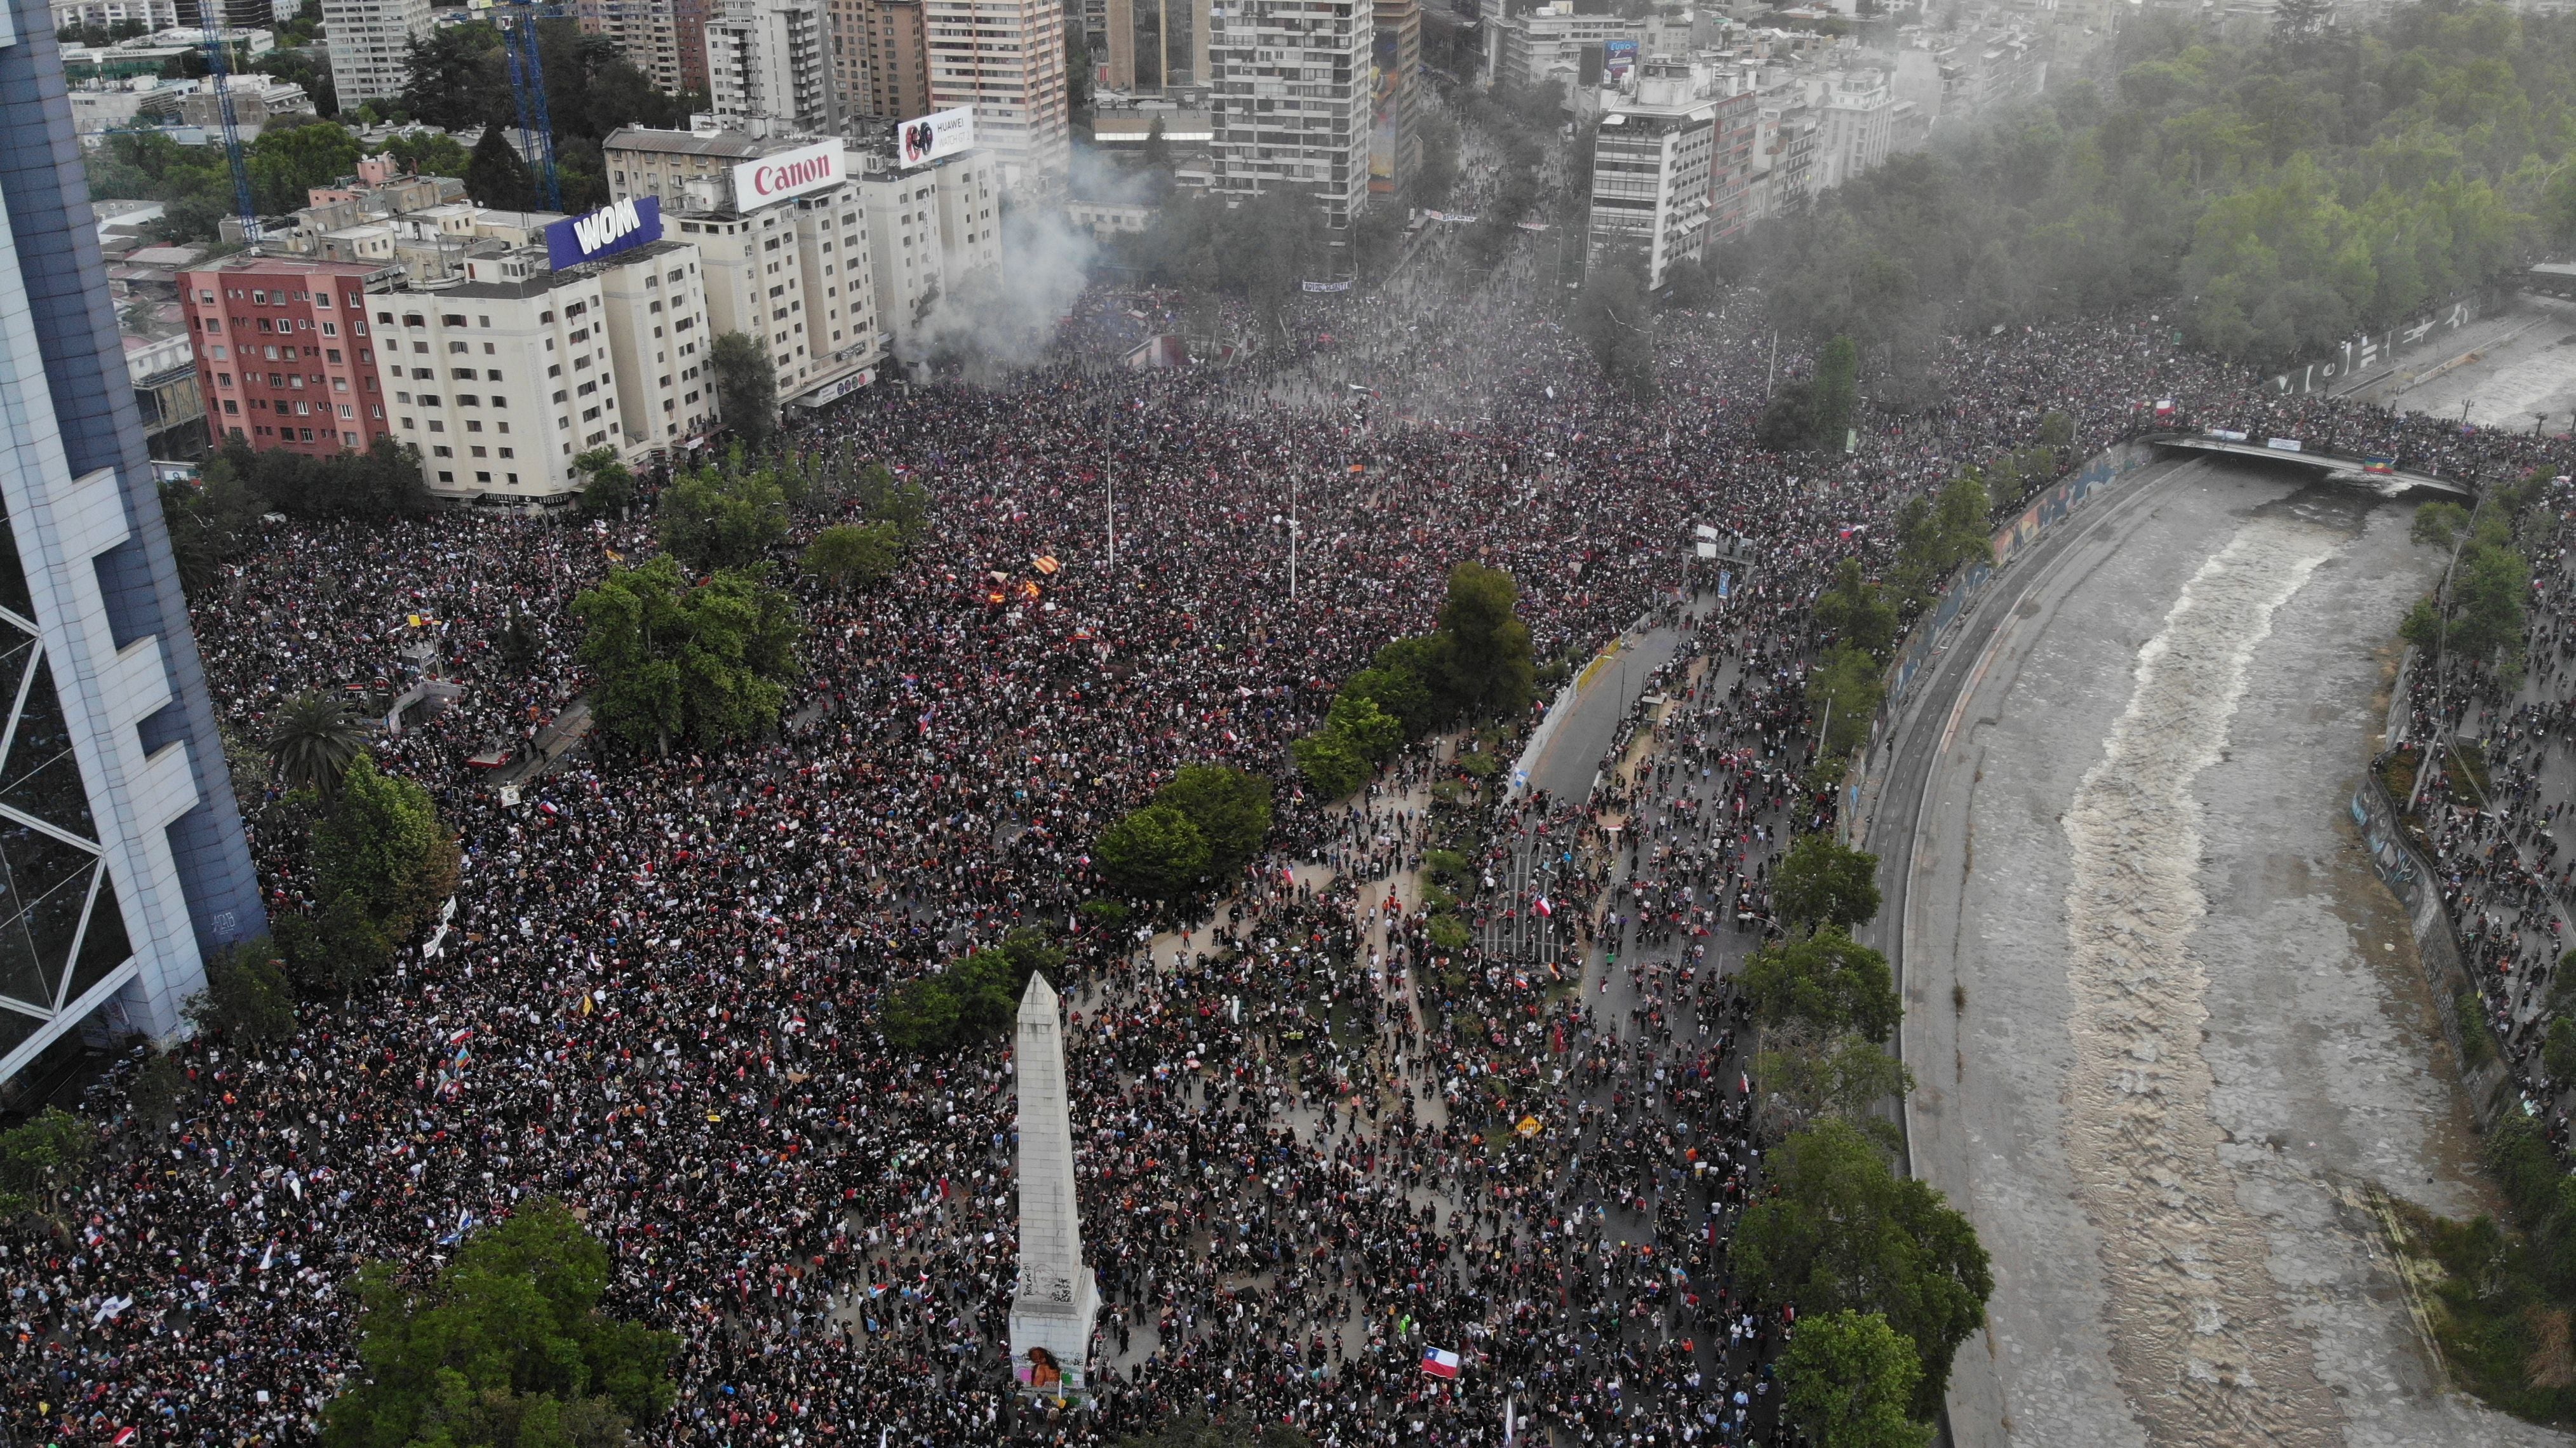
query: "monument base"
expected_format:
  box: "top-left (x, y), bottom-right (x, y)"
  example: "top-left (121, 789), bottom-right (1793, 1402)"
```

top-left (1008, 1268), bottom-right (1101, 1400)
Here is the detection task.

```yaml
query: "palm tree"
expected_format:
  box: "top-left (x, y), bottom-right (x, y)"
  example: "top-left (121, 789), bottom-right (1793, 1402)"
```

top-left (265, 691), bottom-right (368, 800)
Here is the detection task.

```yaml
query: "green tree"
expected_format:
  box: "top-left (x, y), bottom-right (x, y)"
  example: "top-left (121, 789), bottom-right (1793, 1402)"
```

top-left (881, 975), bottom-right (963, 1054)
top-left (1810, 335), bottom-right (1860, 451)
top-left (276, 888), bottom-right (396, 998)
top-left (185, 939), bottom-right (298, 1047)
top-left (1773, 833), bottom-right (1882, 933)
top-left (124, 1050), bottom-right (190, 1132)
top-left (1758, 381), bottom-right (1820, 452)
top-left (1292, 728), bottom-right (1372, 800)
top-left (1755, 1029), bottom-right (1916, 1149)
top-left (572, 447), bottom-right (635, 517)
top-left (265, 690), bottom-right (370, 800)
top-left (1732, 1119), bottom-right (1993, 1421)
top-left (1815, 559), bottom-right (1899, 659)
top-left (323, 1198), bottom-right (677, 1448)
top-left (1778, 1310), bottom-right (1934, 1448)
top-left (1325, 690), bottom-right (1405, 764)
top-left (313, 755), bottom-right (460, 940)
top-left (802, 522), bottom-right (901, 593)
top-left (2411, 500), bottom-right (2469, 549)
top-left (659, 460), bottom-right (791, 572)
top-left (1340, 662), bottom-right (1437, 740)
top-left (463, 123), bottom-right (535, 211)
top-left (1437, 562), bottom-right (1535, 721)
top-left (1740, 926), bottom-right (1902, 1043)
top-left (247, 116), bottom-right (361, 213)
top-left (1572, 252), bottom-right (1656, 401)
top-left (2545, 1014), bottom-right (2576, 1085)
top-left (0, 1108), bottom-right (98, 1219)
top-left (710, 331), bottom-right (778, 448)
top-left (1096, 801), bottom-right (1214, 902)
top-left (1154, 765), bottom-right (1273, 879)
top-left (573, 556), bottom-right (803, 753)
top-left (1807, 646), bottom-right (1884, 755)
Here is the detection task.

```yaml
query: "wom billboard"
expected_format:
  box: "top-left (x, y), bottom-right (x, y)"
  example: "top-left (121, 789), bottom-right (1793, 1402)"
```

top-left (734, 138), bottom-right (845, 209)
top-left (900, 107), bottom-right (976, 168)
top-left (545, 196), bottom-right (662, 270)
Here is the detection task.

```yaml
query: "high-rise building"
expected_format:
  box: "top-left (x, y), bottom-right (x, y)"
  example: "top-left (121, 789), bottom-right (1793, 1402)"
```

top-left (1369, 0), bottom-right (1416, 196)
top-left (607, 126), bottom-right (887, 410)
top-left (1103, 0), bottom-right (1208, 94)
top-left (577, 0), bottom-right (687, 94)
top-left (319, 0), bottom-right (433, 111)
top-left (1205, 0), bottom-right (1372, 229)
top-left (1586, 60), bottom-right (1714, 291)
top-left (0, 0), bottom-right (266, 1082)
top-left (923, 0), bottom-right (1068, 189)
top-left (708, 0), bottom-right (837, 130)
top-left (829, 0), bottom-right (930, 125)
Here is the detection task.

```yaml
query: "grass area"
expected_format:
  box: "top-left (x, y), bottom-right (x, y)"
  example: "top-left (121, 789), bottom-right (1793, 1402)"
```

top-left (2377, 749), bottom-right (2418, 810)
top-left (2453, 739), bottom-right (2493, 805)
top-left (2374, 1116), bottom-right (2576, 1427)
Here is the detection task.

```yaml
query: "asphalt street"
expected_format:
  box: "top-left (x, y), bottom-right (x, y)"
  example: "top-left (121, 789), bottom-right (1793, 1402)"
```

top-left (1874, 457), bottom-right (2568, 1448)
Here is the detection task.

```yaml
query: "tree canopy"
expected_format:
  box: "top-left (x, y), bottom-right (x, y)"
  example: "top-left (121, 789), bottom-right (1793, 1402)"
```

top-left (1703, 4), bottom-right (2571, 370)
top-left (1773, 833), bottom-right (1883, 934)
top-left (1740, 926), bottom-right (1903, 1043)
top-left (323, 1198), bottom-right (678, 1448)
top-left (572, 556), bottom-right (803, 753)
top-left (1778, 1310), bottom-right (1935, 1448)
top-left (1732, 1120), bottom-right (1994, 1421)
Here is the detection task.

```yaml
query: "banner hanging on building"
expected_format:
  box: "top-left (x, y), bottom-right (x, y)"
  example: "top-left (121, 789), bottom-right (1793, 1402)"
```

top-left (544, 196), bottom-right (661, 270)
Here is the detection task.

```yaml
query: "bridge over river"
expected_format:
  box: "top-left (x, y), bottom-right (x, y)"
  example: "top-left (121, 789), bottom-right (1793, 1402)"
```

top-left (2143, 429), bottom-right (2477, 500)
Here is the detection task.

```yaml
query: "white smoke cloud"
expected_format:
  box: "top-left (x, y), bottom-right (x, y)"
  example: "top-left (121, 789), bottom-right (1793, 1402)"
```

top-left (896, 202), bottom-right (1099, 379)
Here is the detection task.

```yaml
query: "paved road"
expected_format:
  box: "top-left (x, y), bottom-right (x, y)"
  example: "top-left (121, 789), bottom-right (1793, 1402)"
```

top-left (1523, 622), bottom-right (1689, 802)
top-left (1874, 457), bottom-right (2567, 1448)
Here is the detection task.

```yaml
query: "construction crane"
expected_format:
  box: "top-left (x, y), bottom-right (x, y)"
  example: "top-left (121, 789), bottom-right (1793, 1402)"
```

top-left (498, 4), bottom-right (566, 213)
top-left (198, 6), bottom-right (258, 242)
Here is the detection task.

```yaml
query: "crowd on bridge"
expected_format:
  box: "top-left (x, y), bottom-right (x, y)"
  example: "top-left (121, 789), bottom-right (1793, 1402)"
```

top-left (7, 239), bottom-right (2571, 1448)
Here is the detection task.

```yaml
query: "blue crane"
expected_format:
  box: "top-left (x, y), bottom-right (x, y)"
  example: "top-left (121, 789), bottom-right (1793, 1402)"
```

top-left (198, 7), bottom-right (258, 241)
top-left (499, 4), bottom-right (566, 213)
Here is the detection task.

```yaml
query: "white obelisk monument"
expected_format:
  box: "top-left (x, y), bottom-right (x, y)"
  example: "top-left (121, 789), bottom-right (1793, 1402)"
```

top-left (1009, 972), bottom-right (1098, 1397)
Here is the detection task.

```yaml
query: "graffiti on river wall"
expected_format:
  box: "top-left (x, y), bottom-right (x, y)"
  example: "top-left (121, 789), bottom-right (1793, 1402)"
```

top-left (2349, 775), bottom-right (2515, 1127)
top-left (2267, 298), bottom-right (2478, 396)
top-left (1881, 441), bottom-right (2158, 709)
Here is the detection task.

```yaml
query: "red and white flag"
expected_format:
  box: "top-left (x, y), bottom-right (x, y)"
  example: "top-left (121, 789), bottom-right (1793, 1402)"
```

top-left (1422, 1346), bottom-right (1461, 1379)
top-left (1533, 896), bottom-right (1553, 918)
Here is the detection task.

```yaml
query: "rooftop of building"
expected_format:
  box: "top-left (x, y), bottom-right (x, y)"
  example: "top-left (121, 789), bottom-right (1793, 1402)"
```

top-left (179, 255), bottom-right (396, 278)
top-left (602, 125), bottom-right (783, 159)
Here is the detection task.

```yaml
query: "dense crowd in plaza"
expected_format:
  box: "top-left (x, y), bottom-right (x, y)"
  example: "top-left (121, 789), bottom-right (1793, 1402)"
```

top-left (7, 210), bottom-right (2573, 1447)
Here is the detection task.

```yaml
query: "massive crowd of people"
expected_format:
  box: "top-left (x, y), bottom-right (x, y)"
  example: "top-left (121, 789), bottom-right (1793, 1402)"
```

top-left (4, 190), bottom-right (2570, 1448)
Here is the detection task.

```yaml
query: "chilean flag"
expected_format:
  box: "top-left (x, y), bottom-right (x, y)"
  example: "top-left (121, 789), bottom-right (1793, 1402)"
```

top-left (1422, 1346), bottom-right (1461, 1378)
top-left (1533, 896), bottom-right (1553, 918)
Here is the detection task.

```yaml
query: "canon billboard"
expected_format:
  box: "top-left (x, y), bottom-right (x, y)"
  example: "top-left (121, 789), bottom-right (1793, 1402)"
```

top-left (898, 107), bottom-right (975, 169)
top-left (732, 138), bottom-right (844, 209)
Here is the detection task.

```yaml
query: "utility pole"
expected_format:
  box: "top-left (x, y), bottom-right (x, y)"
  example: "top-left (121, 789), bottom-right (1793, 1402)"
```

top-left (1766, 330), bottom-right (1779, 397)
top-left (1102, 407), bottom-right (1116, 569)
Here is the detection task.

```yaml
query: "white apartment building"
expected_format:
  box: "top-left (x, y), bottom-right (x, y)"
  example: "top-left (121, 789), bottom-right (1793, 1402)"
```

top-left (608, 125), bottom-right (889, 409)
top-left (592, 240), bottom-right (722, 453)
top-left (854, 145), bottom-right (1000, 347)
top-left (708, 0), bottom-right (837, 132)
top-left (375, 250), bottom-right (685, 502)
top-left (1587, 60), bottom-right (1714, 292)
top-left (1813, 69), bottom-right (1894, 194)
top-left (52, 0), bottom-right (184, 30)
top-left (1204, 0), bottom-right (1372, 229)
top-left (1486, 3), bottom-right (1639, 90)
top-left (319, 0), bottom-right (432, 110)
top-left (923, 0), bottom-right (1069, 189)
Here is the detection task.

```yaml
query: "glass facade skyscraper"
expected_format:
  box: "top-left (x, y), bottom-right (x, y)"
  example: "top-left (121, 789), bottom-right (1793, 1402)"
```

top-left (0, 0), bottom-right (265, 1082)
